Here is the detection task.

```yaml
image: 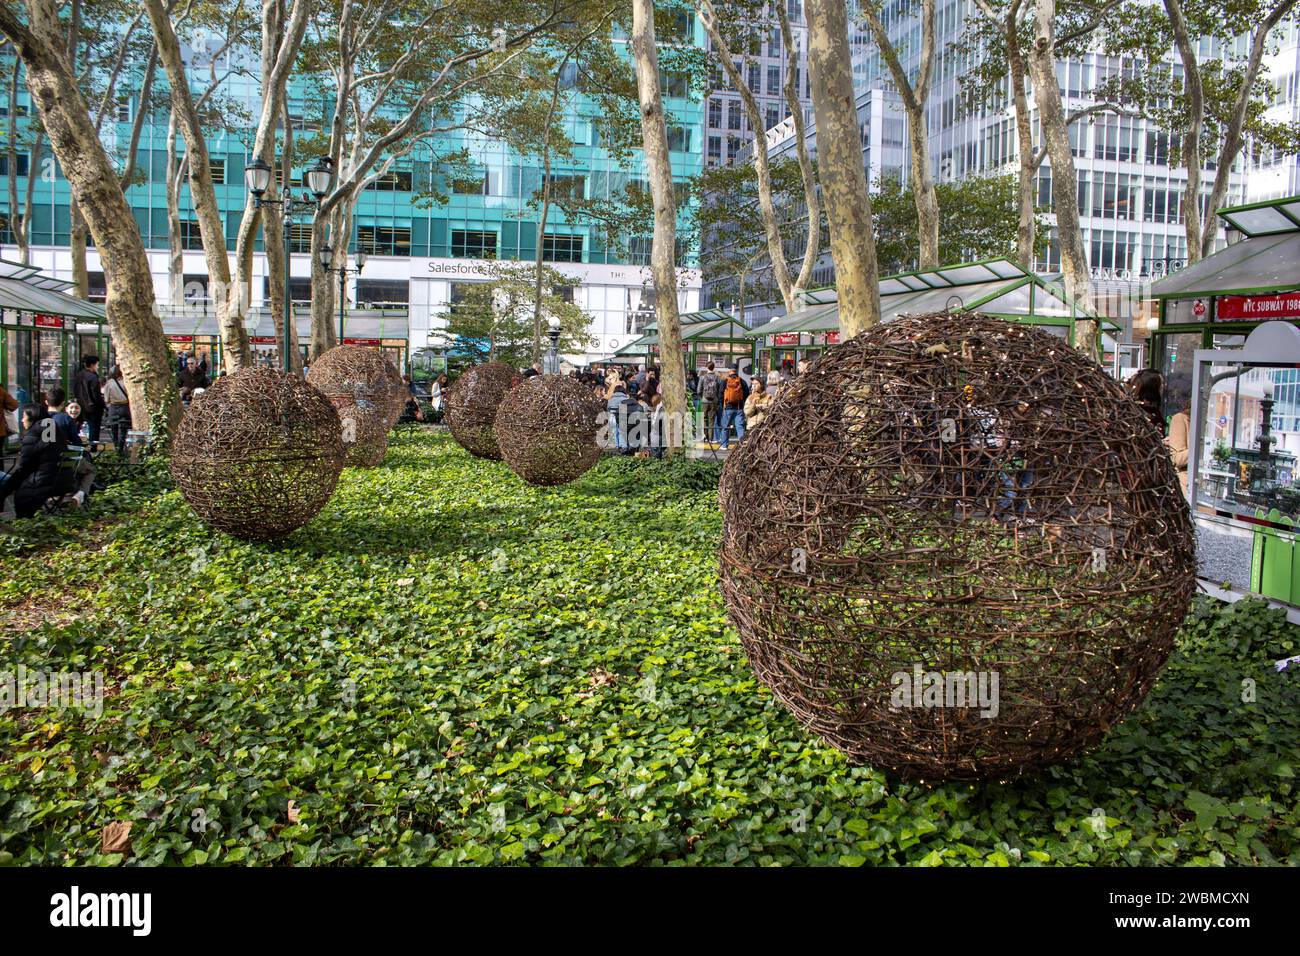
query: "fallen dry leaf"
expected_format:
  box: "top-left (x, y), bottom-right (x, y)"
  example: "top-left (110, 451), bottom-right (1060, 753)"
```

top-left (286, 800), bottom-right (300, 824)
top-left (101, 821), bottom-right (132, 855)
top-left (395, 578), bottom-right (414, 587)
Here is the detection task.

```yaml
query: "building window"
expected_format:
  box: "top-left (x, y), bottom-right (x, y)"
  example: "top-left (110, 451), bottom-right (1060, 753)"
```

top-left (707, 135), bottom-right (722, 163)
top-left (263, 276), bottom-right (312, 304)
top-left (450, 229), bottom-right (497, 258)
top-left (660, 71), bottom-right (689, 98)
top-left (208, 157), bottom-right (225, 184)
top-left (0, 153), bottom-right (30, 177)
top-left (0, 211), bottom-right (22, 243)
top-left (727, 104), bottom-right (741, 130)
top-left (708, 97), bottom-right (723, 128)
top-left (356, 279), bottom-right (410, 307)
top-left (667, 125), bottom-right (692, 152)
top-left (452, 170), bottom-right (499, 195)
top-left (767, 65), bottom-right (781, 95)
top-left (543, 233), bottom-right (584, 262)
top-left (181, 220), bottom-right (204, 250)
top-left (367, 169), bottom-right (413, 191)
top-left (547, 174), bottom-right (586, 201)
top-left (358, 225), bottom-right (411, 256)
top-left (288, 222), bottom-right (313, 253)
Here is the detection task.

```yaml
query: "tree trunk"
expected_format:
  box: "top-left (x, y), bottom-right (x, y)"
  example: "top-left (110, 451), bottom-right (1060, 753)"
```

top-left (1007, 10), bottom-right (1036, 268)
top-left (0, 1), bottom-right (177, 431)
top-left (778, 4), bottom-right (820, 295)
top-left (1164, 0), bottom-right (1204, 265)
top-left (1027, 0), bottom-right (1094, 354)
top-left (1199, 1), bottom-right (1298, 259)
top-left (700, 0), bottom-right (796, 315)
top-left (165, 107), bottom-right (184, 305)
top-left (6, 56), bottom-right (26, 262)
top-left (806, 0), bottom-right (881, 336)
top-left (631, 0), bottom-right (687, 455)
top-left (142, 0), bottom-right (248, 365)
top-left (21, 128), bottom-right (42, 264)
top-left (231, 0), bottom-right (309, 373)
top-left (69, 202), bottom-right (88, 297)
top-left (863, 0), bottom-right (939, 269)
top-left (308, 207), bottom-right (335, 361)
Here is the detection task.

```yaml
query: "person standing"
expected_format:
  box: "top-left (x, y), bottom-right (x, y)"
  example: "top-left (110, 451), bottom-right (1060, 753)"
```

top-left (1166, 405), bottom-right (1190, 496)
top-left (698, 362), bottom-right (720, 448)
top-left (73, 355), bottom-right (106, 444)
top-left (717, 368), bottom-right (749, 449)
top-left (1126, 369), bottom-right (1166, 435)
top-left (103, 366), bottom-right (131, 453)
top-left (744, 378), bottom-right (774, 432)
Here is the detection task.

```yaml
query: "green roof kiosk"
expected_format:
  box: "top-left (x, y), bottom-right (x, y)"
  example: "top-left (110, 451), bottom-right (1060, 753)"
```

top-left (1151, 194), bottom-right (1300, 616)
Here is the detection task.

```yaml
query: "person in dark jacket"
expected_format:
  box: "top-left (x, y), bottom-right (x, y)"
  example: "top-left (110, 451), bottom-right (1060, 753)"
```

top-left (73, 355), bottom-right (106, 444)
top-left (0, 405), bottom-right (75, 518)
top-left (178, 357), bottom-right (210, 402)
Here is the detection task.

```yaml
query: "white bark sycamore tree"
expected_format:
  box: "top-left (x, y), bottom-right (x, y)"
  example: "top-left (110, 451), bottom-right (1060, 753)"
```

top-left (806, 0), bottom-right (880, 336)
top-left (1163, 0), bottom-right (1300, 263)
top-left (859, 0), bottom-right (940, 270)
top-left (0, 1), bottom-right (177, 431)
top-left (301, 0), bottom-right (588, 360)
top-left (630, 0), bottom-right (688, 453)
top-left (1026, 0), bottom-right (1095, 353)
top-left (697, 0), bottom-right (819, 315)
top-left (143, 0), bottom-right (263, 370)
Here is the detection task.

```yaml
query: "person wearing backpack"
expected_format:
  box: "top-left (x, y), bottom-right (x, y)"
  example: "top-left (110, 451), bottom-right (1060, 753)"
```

top-left (698, 362), bottom-right (720, 448)
top-left (717, 368), bottom-right (749, 449)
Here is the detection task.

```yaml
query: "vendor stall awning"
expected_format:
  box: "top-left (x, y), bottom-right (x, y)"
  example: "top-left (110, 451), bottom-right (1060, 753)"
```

top-left (0, 273), bottom-right (108, 321)
top-left (746, 258), bottom-right (1106, 339)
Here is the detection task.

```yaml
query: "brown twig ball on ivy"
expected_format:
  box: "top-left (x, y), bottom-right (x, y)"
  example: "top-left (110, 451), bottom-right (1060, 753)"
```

top-left (307, 346), bottom-right (406, 466)
top-left (444, 361), bottom-right (522, 460)
top-left (719, 312), bottom-right (1197, 782)
top-left (169, 367), bottom-right (346, 541)
top-left (495, 374), bottom-right (604, 486)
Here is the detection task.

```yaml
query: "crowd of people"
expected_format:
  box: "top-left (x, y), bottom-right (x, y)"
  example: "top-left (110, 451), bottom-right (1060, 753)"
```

top-left (560, 361), bottom-right (794, 455)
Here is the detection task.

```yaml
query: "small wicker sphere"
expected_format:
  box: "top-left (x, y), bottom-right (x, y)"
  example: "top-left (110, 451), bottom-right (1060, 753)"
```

top-left (307, 346), bottom-right (405, 466)
top-left (444, 361), bottom-right (521, 460)
top-left (719, 312), bottom-right (1197, 781)
top-left (495, 374), bottom-right (604, 485)
top-left (169, 367), bottom-right (345, 540)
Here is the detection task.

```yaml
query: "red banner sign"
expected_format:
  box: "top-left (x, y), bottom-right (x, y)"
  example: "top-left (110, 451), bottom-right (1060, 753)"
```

top-left (34, 314), bottom-right (63, 328)
top-left (343, 338), bottom-right (381, 347)
top-left (773, 333), bottom-right (799, 346)
top-left (167, 335), bottom-right (194, 343)
top-left (249, 336), bottom-right (277, 345)
top-left (826, 331), bottom-right (841, 345)
top-left (1216, 292), bottom-right (1300, 321)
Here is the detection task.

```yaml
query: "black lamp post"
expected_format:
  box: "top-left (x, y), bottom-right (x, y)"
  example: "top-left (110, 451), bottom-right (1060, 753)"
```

top-left (244, 155), bottom-right (333, 372)
top-left (320, 246), bottom-right (367, 343)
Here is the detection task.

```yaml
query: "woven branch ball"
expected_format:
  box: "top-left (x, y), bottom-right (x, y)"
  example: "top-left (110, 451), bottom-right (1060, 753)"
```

top-left (445, 361), bottom-right (522, 460)
top-left (495, 374), bottom-right (604, 485)
top-left (719, 312), bottom-right (1196, 781)
top-left (170, 367), bottom-right (345, 541)
top-left (307, 346), bottom-right (406, 466)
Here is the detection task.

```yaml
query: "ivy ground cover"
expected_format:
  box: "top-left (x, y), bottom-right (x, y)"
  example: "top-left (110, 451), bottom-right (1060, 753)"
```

top-left (1, 429), bottom-right (1298, 865)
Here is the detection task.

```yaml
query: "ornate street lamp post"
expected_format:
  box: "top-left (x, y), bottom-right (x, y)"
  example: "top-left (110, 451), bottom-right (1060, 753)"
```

top-left (244, 155), bottom-right (334, 372)
top-left (319, 246), bottom-right (367, 343)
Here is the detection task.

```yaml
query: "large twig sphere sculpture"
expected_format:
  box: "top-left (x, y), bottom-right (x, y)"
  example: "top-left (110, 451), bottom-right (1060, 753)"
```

top-left (307, 346), bottom-right (406, 466)
top-left (495, 374), bottom-right (604, 485)
top-left (170, 367), bottom-right (345, 540)
top-left (719, 313), bottom-right (1196, 781)
top-left (444, 361), bottom-right (521, 460)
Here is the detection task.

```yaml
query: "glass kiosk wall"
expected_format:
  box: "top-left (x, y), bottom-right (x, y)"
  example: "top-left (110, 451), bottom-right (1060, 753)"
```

top-left (1189, 321), bottom-right (1300, 604)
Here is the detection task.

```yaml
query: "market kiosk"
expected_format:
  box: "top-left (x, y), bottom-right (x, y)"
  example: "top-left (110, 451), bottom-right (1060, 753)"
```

top-left (0, 258), bottom-right (112, 407)
top-left (746, 258), bottom-right (1112, 374)
top-left (1151, 194), bottom-right (1300, 612)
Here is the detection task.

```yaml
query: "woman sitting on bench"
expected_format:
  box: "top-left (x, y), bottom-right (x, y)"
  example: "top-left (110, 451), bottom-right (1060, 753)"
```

top-left (0, 405), bottom-right (76, 518)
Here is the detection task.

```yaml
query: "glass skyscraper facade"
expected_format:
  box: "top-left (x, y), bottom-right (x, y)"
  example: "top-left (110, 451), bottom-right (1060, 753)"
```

top-left (0, 21), bottom-right (706, 364)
